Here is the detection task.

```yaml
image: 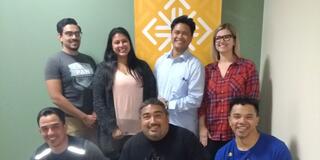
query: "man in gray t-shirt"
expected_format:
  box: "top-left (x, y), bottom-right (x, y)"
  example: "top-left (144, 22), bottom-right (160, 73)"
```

top-left (31, 107), bottom-right (108, 160)
top-left (45, 18), bottom-right (96, 142)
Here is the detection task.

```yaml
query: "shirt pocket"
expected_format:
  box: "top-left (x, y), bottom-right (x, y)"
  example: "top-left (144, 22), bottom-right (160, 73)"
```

top-left (171, 75), bottom-right (189, 99)
top-left (229, 74), bottom-right (246, 96)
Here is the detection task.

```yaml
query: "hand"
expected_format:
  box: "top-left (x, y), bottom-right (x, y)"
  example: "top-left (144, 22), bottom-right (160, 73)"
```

top-left (112, 128), bottom-right (124, 140)
top-left (199, 126), bottom-right (211, 147)
top-left (92, 112), bottom-right (97, 118)
top-left (158, 96), bottom-right (168, 108)
top-left (82, 114), bottom-right (96, 128)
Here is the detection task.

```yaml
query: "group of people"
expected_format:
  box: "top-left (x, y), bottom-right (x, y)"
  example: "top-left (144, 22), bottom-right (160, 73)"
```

top-left (31, 15), bottom-right (292, 160)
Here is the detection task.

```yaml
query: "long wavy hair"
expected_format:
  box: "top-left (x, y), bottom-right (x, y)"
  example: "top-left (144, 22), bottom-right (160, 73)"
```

top-left (102, 27), bottom-right (144, 89)
top-left (212, 23), bottom-right (241, 62)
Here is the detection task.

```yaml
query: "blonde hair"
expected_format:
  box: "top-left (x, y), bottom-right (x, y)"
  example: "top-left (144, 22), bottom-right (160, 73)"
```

top-left (212, 23), bottom-right (241, 62)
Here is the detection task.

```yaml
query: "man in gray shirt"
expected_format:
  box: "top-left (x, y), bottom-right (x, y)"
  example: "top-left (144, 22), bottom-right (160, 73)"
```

top-left (31, 107), bottom-right (108, 160)
top-left (45, 18), bottom-right (96, 142)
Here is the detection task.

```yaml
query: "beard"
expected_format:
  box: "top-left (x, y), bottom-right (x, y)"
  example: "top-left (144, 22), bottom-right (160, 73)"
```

top-left (66, 40), bottom-right (80, 51)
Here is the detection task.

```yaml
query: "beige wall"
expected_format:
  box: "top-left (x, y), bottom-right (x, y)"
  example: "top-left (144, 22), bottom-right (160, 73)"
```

top-left (260, 0), bottom-right (320, 159)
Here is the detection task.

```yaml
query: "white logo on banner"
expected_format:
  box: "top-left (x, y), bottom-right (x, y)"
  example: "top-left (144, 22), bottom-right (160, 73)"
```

top-left (142, 0), bottom-right (213, 52)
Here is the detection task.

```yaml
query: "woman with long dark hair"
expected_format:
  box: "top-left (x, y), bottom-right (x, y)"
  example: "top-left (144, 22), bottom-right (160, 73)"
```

top-left (93, 27), bottom-right (157, 160)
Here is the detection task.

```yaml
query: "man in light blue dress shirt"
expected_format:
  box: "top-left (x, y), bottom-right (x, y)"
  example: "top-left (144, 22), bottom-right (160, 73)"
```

top-left (154, 15), bottom-right (204, 135)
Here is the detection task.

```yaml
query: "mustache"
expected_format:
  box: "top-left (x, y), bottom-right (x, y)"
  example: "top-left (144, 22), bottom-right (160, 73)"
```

top-left (70, 39), bottom-right (80, 43)
top-left (149, 124), bottom-right (160, 128)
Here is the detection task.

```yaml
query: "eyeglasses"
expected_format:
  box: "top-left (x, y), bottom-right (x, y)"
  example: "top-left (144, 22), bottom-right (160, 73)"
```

top-left (63, 31), bottom-right (82, 37)
top-left (215, 34), bottom-right (234, 42)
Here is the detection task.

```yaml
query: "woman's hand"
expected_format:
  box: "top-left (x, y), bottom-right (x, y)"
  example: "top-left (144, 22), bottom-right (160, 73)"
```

top-left (199, 125), bottom-right (210, 146)
top-left (112, 127), bottom-right (124, 140)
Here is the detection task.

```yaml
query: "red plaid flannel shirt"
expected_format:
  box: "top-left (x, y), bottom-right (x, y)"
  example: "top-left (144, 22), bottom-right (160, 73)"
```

top-left (199, 58), bottom-right (259, 141)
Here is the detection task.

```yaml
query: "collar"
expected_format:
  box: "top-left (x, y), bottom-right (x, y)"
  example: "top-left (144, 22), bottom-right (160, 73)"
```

top-left (61, 50), bottom-right (79, 56)
top-left (212, 57), bottom-right (244, 69)
top-left (145, 124), bottom-right (173, 145)
top-left (165, 49), bottom-right (192, 61)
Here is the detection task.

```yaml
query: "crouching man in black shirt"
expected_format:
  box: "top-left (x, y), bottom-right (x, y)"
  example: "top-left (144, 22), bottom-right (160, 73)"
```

top-left (119, 98), bottom-right (209, 160)
top-left (31, 107), bottom-right (108, 160)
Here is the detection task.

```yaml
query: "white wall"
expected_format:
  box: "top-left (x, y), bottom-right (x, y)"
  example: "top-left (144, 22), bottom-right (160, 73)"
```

top-left (260, 0), bottom-right (320, 159)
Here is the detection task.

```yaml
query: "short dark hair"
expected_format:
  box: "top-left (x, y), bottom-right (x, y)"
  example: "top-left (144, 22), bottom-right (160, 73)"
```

top-left (56, 18), bottom-right (81, 35)
top-left (229, 97), bottom-right (259, 116)
top-left (139, 98), bottom-right (168, 115)
top-left (37, 107), bottom-right (65, 126)
top-left (171, 15), bottom-right (196, 35)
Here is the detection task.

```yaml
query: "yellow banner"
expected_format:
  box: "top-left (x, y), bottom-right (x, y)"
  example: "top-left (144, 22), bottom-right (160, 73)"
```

top-left (134, 0), bottom-right (221, 68)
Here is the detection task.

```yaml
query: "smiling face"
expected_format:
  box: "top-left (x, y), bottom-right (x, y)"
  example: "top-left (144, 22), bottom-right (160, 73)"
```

top-left (59, 24), bottom-right (81, 54)
top-left (228, 104), bottom-right (259, 140)
top-left (112, 33), bottom-right (131, 59)
top-left (39, 114), bottom-right (68, 152)
top-left (171, 23), bottom-right (193, 56)
top-left (140, 104), bottom-right (169, 141)
top-left (214, 29), bottom-right (235, 55)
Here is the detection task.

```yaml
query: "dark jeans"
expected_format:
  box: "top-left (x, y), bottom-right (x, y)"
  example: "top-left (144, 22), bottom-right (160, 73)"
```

top-left (204, 139), bottom-right (230, 160)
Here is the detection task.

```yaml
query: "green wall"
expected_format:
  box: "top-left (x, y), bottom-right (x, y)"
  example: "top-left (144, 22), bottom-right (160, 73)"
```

top-left (0, 0), bottom-right (263, 159)
top-left (0, 0), bottom-right (133, 159)
top-left (222, 0), bottom-right (264, 69)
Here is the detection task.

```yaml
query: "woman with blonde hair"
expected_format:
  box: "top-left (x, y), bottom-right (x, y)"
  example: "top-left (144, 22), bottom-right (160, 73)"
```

top-left (198, 23), bottom-right (259, 159)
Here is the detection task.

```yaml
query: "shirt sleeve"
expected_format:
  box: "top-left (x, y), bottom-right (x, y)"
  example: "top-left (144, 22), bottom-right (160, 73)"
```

top-left (44, 55), bottom-right (60, 80)
top-left (88, 56), bottom-right (97, 71)
top-left (85, 140), bottom-right (109, 160)
top-left (274, 142), bottom-right (292, 160)
top-left (184, 129), bottom-right (209, 160)
top-left (198, 65), bottom-right (210, 116)
top-left (142, 61), bottom-right (158, 99)
top-left (214, 149), bottom-right (224, 160)
top-left (93, 63), bottom-right (117, 134)
top-left (245, 61), bottom-right (259, 99)
top-left (168, 61), bottom-right (205, 111)
top-left (29, 151), bottom-right (36, 160)
top-left (119, 140), bottom-right (130, 160)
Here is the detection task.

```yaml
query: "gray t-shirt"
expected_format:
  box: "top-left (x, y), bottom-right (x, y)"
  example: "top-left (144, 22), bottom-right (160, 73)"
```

top-left (45, 51), bottom-right (96, 114)
top-left (31, 136), bottom-right (109, 160)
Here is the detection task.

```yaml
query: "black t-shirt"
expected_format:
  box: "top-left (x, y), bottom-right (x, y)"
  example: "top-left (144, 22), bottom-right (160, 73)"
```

top-left (120, 124), bottom-right (208, 160)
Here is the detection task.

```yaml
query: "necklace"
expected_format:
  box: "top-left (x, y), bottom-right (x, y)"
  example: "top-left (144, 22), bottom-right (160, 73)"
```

top-left (117, 62), bottom-right (129, 75)
top-left (118, 68), bottom-right (129, 75)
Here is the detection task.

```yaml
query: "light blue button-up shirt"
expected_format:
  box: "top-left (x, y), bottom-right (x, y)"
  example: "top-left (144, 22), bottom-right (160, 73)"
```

top-left (154, 50), bottom-right (204, 135)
